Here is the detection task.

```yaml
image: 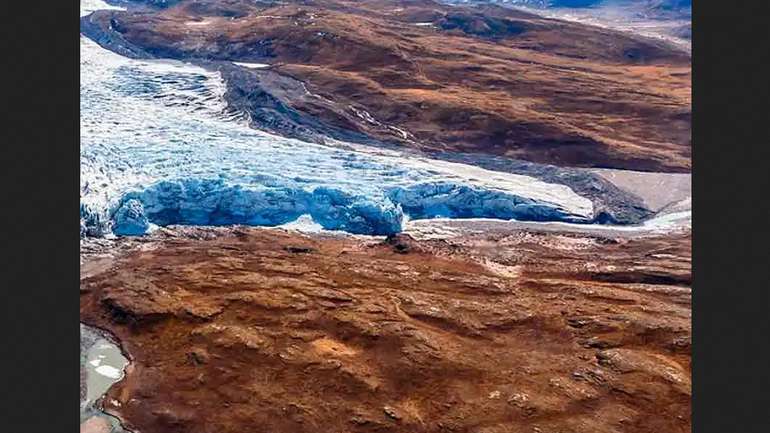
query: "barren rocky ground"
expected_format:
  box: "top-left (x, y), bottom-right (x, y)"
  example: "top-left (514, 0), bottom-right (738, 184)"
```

top-left (80, 226), bottom-right (691, 433)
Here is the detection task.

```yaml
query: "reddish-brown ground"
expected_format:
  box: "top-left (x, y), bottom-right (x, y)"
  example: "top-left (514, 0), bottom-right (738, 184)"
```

top-left (81, 226), bottom-right (691, 433)
top-left (85, 0), bottom-right (691, 171)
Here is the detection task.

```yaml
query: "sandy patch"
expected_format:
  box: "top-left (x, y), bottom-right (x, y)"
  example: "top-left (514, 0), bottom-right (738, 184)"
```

top-left (591, 168), bottom-right (691, 212)
top-left (311, 337), bottom-right (358, 357)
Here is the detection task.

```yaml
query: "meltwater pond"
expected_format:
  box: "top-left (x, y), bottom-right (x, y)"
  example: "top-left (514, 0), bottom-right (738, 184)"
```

top-left (80, 323), bottom-right (129, 433)
top-left (80, 1), bottom-right (593, 236)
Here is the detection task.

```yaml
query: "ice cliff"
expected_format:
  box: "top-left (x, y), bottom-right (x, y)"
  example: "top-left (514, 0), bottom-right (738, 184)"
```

top-left (108, 178), bottom-right (591, 236)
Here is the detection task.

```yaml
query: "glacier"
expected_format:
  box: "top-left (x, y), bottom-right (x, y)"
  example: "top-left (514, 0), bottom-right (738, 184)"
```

top-left (112, 180), bottom-right (404, 236)
top-left (81, 0), bottom-right (594, 237)
top-left (109, 178), bottom-right (589, 237)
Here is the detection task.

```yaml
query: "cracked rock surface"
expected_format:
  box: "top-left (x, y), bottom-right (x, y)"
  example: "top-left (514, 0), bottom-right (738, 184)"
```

top-left (81, 226), bottom-right (690, 433)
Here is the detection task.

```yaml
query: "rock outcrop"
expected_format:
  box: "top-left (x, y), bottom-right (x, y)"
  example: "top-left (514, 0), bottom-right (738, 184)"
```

top-left (81, 226), bottom-right (691, 433)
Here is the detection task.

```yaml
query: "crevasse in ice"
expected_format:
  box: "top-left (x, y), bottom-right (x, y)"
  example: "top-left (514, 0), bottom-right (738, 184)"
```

top-left (80, 10), bottom-right (593, 237)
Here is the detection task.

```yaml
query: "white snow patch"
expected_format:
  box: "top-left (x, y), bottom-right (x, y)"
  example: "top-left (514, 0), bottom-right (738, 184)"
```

top-left (95, 365), bottom-right (123, 379)
top-left (80, 0), bottom-right (124, 17)
top-left (185, 20), bottom-right (212, 26)
top-left (278, 214), bottom-right (326, 233)
top-left (233, 62), bottom-right (271, 69)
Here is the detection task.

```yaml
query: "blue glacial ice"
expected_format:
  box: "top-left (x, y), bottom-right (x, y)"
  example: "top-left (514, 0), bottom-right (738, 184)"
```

top-left (112, 199), bottom-right (150, 236)
top-left (80, 5), bottom-right (594, 237)
top-left (387, 182), bottom-right (586, 222)
top-left (112, 180), bottom-right (403, 236)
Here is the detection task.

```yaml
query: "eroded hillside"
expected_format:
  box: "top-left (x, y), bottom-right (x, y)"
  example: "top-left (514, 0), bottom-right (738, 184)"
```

top-left (81, 0), bottom-right (691, 171)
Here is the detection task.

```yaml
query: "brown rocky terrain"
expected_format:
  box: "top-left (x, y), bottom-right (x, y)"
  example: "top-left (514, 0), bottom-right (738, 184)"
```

top-left (80, 226), bottom-right (691, 433)
top-left (81, 0), bottom-right (691, 172)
